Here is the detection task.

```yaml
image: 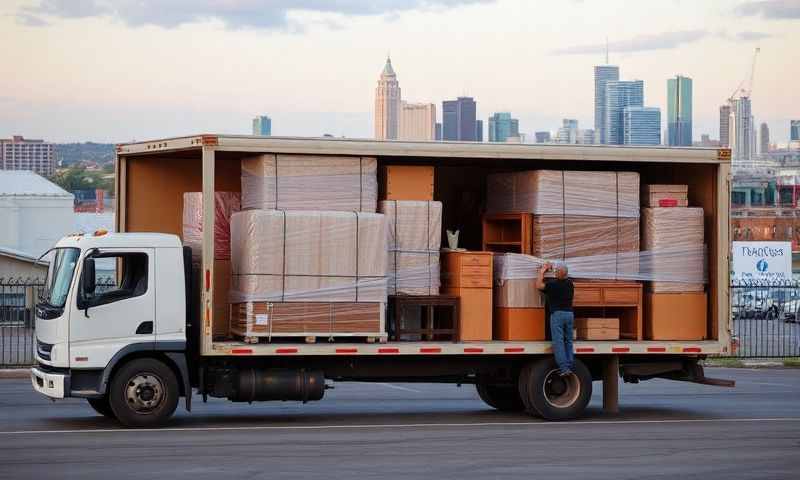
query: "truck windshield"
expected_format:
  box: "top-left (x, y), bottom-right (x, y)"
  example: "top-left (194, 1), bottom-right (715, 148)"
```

top-left (42, 248), bottom-right (80, 308)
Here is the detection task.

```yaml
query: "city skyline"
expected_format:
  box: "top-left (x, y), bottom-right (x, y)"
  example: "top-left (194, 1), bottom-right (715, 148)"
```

top-left (1, 0), bottom-right (798, 143)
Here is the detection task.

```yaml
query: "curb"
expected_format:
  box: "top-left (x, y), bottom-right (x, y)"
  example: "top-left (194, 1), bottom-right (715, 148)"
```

top-left (0, 369), bottom-right (31, 379)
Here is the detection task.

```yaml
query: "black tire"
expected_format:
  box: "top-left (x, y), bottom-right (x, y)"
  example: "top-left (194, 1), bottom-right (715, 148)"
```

top-left (517, 363), bottom-right (536, 414)
top-left (476, 383), bottom-right (525, 411)
top-left (109, 358), bottom-right (179, 428)
top-left (87, 396), bottom-right (115, 418)
top-left (519, 357), bottom-right (592, 421)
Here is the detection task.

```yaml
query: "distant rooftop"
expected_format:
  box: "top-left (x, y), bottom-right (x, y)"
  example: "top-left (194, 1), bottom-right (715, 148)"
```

top-left (0, 170), bottom-right (72, 197)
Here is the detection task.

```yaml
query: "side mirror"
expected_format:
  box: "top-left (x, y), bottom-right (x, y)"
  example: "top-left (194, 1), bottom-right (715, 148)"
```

top-left (83, 258), bottom-right (96, 298)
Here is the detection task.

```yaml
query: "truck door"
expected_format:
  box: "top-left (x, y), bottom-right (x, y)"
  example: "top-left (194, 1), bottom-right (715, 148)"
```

top-left (69, 248), bottom-right (156, 368)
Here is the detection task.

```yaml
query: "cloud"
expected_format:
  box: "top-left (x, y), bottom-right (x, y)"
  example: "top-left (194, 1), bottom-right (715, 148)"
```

top-left (735, 0), bottom-right (800, 19)
top-left (732, 31), bottom-right (773, 41)
top-left (18, 0), bottom-right (494, 30)
top-left (552, 30), bottom-right (710, 55)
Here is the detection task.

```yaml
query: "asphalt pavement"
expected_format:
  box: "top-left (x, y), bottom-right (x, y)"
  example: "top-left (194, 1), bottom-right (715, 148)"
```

top-left (1, 367), bottom-right (799, 479)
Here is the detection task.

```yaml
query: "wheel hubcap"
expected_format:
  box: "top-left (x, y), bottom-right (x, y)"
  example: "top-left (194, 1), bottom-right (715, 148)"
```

top-left (125, 373), bottom-right (165, 413)
top-left (542, 369), bottom-right (580, 408)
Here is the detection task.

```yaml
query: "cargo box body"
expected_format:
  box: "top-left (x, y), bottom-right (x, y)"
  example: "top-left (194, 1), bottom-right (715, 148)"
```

top-left (116, 135), bottom-right (731, 358)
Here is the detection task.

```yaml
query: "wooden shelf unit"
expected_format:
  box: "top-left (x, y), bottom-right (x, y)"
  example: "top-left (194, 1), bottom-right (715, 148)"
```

top-left (481, 212), bottom-right (533, 254)
top-left (573, 280), bottom-right (643, 341)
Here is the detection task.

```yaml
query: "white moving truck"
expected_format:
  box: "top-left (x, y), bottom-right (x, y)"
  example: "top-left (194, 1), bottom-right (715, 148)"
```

top-left (31, 135), bottom-right (734, 427)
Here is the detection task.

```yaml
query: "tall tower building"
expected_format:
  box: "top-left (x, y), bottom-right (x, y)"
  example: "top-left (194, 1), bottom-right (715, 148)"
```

top-left (399, 102), bottom-right (436, 141)
top-left (488, 113), bottom-right (519, 142)
top-left (667, 75), bottom-right (692, 146)
top-left (605, 80), bottom-right (644, 145)
top-left (719, 105), bottom-right (731, 148)
top-left (624, 106), bottom-right (661, 146)
top-left (791, 120), bottom-right (800, 141)
top-left (374, 57), bottom-right (401, 140)
top-left (759, 123), bottom-right (770, 155)
top-left (556, 119), bottom-right (579, 144)
top-left (252, 115), bottom-right (272, 136)
top-left (0, 136), bottom-right (56, 177)
top-left (442, 97), bottom-right (477, 141)
top-left (594, 65), bottom-right (620, 145)
top-left (729, 97), bottom-right (754, 167)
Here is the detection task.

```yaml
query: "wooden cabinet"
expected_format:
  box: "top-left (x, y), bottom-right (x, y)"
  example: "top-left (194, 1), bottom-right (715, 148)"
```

top-left (482, 212), bottom-right (533, 254)
top-left (441, 251), bottom-right (493, 341)
top-left (573, 281), bottom-right (643, 340)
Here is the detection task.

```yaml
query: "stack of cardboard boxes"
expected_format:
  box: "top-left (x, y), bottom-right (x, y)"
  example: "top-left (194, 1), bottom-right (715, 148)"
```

top-left (641, 185), bottom-right (707, 340)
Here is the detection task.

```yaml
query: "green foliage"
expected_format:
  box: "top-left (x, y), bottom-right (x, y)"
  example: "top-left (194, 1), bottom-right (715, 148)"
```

top-left (52, 166), bottom-right (114, 193)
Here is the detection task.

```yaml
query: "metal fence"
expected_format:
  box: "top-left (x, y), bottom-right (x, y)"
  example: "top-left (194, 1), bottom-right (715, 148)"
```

top-left (0, 278), bottom-right (43, 367)
top-left (2, 278), bottom-right (799, 367)
top-left (731, 280), bottom-right (800, 358)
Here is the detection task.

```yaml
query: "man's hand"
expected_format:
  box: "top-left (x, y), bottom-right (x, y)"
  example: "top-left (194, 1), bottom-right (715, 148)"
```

top-left (536, 262), bottom-right (549, 291)
top-left (539, 262), bottom-right (551, 273)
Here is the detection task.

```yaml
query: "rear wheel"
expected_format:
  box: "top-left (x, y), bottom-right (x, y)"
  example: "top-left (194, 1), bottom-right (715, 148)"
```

top-left (519, 357), bottom-right (592, 420)
top-left (475, 383), bottom-right (525, 411)
top-left (87, 396), bottom-right (115, 418)
top-left (109, 358), bottom-right (179, 428)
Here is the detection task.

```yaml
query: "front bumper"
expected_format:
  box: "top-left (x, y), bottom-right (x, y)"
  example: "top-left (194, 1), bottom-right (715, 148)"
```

top-left (31, 367), bottom-right (69, 399)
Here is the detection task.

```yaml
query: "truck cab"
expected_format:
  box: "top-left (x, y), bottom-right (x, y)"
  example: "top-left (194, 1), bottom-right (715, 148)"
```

top-left (31, 231), bottom-right (191, 426)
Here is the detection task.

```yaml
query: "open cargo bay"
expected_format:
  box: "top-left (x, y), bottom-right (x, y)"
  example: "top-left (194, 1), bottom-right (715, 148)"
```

top-left (115, 135), bottom-right (731, 358)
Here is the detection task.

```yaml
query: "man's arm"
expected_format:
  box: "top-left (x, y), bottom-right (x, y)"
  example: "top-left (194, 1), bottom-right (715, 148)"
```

top-left (535, 263), bottom-right (550, 291)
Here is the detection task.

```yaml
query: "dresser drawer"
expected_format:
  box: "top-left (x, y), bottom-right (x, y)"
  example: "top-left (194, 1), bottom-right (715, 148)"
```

top-left (460, 254), bottom-right (491, 268)
top-left (459, 265), bottom-right (491, 277)
top-left (457, 275), bottom-right (492, 288)
top-left (603, 287), bottom-right (640, 304)
top-left (573, 287), bottom-right (602, 305)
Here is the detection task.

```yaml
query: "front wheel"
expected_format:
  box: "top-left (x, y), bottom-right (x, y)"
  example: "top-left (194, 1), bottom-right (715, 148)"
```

top-left (87, 396), bottom-right (115, 418)
top-left (109, 358), bottom-right (179, 428)
top-left (519, 357), bottom-right (592, 421)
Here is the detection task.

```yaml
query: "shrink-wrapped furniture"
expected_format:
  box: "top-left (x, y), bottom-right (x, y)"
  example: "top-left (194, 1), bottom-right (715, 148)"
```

top-left (182, 192), bottom-right (241, 264)
top-left (241, 154), bottom-right (377, 212)
top-left (641, 207), bottom-right (705, 293)
top-left (643, 184), bottom-right (689, 207)
top-left (379, 200), bottom-right (442, 295)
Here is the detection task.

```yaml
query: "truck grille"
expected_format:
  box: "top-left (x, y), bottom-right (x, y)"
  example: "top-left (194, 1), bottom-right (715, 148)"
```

top-left (36, 339), bottom-right (53, 361)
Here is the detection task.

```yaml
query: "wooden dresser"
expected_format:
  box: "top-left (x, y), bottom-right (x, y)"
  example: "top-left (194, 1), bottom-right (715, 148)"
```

top-left (573, 280), bottom-right (643, 340)
top-left (441, 250), bottom-right (493, 341)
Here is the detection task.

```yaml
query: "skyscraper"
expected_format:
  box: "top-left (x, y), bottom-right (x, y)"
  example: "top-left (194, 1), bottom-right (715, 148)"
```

top-left (719, 105), bottom-right (731, 147)
top-left (759, 122), bottom-right (770, 154)
top-left (252, 115), bottom-right (272, 136)
top-left (442, 97), bottom-right (477, 141)
top-left (667, 75), bottom-right (692, 146)
top-left (623, 107), bottom-right (661, 146)
top-left (435, 123), bottom-right (442, 141)
top-left (534, 131), bottom-right (551, 143)
top-left (791, 120), bottom-right (800, 141)
top-left (399, 102), bottom-right (436, 141)
top-left (605, 80), bottom-right (644, 145)
top-left (729, 97), bottom-right (754, 167)
top-left (476, 120), bottom-right (483, 142)
top-left (374, 57), bottom-right (401, 140)
top-left (556, 119), bottom-right (579, 144)
top-left (487, 113), bottom-right (520, 142)
top-left (594, 65), bottom-right (620, 145)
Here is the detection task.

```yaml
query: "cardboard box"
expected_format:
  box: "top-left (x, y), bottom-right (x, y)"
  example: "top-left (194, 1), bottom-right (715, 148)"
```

top-left (494, 307), bottom-right (545, 341)
top-left (642, 207), bottom-right (705, 292)
top-left (230, 210), bottom-right (387, 303)
top-left (379, 200), bottom-right (442, 295)
top-left (643, 184), bottom-right (689, 207)
top-left (644, 292), bottom-right (707, 340)
top-left (241, 154), bottom-right (377, 211)
top-left (574, 317), bottom-right (620, 340)
top-left (381, 165), bottom-right (434, 201)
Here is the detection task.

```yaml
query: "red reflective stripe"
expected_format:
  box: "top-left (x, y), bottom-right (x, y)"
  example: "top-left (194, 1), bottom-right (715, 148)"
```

top-left (464, 347), bottom-right (483, 353)
top-left (420, 347), bottom-right (441, 354)
top-left (647, 347), bottom-right (667, 353)
top-left (276, 348), bottom-right (298, 354)
top-left (74, 357), bottom-right (88, 362)
top-left (378, 347), bottom-right (400, 354)
top-left (205, 269), bottom-right (210, 292)
top-left (336, 348), bottom-right (358, 354)
top-left (231, 348), bottom-right (252, 355)
top-left (575, 347), bottom-right (594, 353)
top-left (683, 347), bottom-right (702, 353)
top-left (504, 347), bottom-right (525, 353)
top-left (612, 347), bottom-right (630, 353)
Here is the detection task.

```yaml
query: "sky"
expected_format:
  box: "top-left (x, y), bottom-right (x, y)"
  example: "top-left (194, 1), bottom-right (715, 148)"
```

top-left (1, 0), bottom-right (798, 144)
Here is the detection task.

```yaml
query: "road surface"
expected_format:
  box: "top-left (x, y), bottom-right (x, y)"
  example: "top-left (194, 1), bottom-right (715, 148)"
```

top-left (0, 367), bottom-right (799, 479)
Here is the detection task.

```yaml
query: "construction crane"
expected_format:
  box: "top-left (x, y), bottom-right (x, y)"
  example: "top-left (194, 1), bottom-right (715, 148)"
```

top-left (728, 47), bottom-right (760, 102)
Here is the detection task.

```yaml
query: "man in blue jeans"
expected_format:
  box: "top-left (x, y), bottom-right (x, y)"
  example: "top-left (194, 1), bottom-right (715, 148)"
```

top-left (535, 261), bottom-right (575, 376)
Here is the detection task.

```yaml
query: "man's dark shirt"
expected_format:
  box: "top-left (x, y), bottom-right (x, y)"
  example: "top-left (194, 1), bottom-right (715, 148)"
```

top-left (542, 278), bottom-right (574, 312)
